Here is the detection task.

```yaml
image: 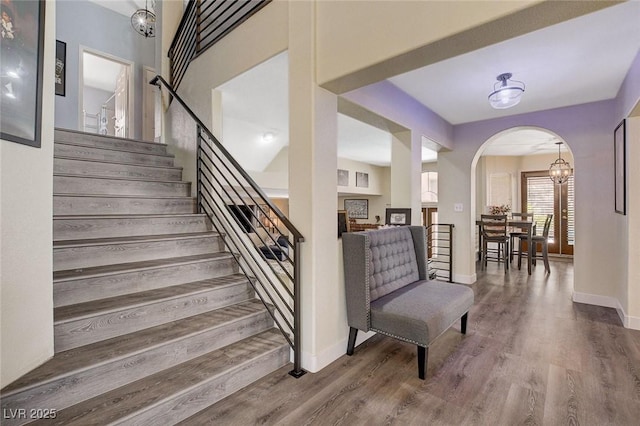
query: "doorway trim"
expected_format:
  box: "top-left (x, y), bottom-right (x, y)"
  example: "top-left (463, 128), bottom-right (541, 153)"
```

top-left (78, 46), bottom-right (135, 138)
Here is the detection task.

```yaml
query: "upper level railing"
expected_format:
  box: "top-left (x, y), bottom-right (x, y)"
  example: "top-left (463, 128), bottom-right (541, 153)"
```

top-left (150, 75), bottom-right (305, 378)
top-left (168, 0), bottom-right (271, 91)
top-left (426, 223), bottom-right (454, 283)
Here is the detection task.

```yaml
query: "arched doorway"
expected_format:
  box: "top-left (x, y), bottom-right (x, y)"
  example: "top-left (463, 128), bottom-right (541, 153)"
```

top-left (471, 126), bottom-right (575, 267)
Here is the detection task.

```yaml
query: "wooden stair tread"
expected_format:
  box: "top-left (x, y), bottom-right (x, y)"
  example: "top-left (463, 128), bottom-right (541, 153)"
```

top-left (53, 193), bottom-right (195, 199)
top-left (0, 299), bottom-right (266, 396)
top-left (53, 231), bottom-right (221, 248)
top-left (54, 141), bottom-right (174, 158)
top-left (53, 253), bottom-right (233, 281)
top-left (55, 128), bottom-right (168, 148)
top-left (54, 274), bottom-right (250, 323)
top-left (41, 330), bottom-right (288, 425)
top-left (54, 155), bottom-right (183, 170)
top-left (53, 213), bottom-right (208, 220)
top-left (54, 173), bottom-right (188, 184)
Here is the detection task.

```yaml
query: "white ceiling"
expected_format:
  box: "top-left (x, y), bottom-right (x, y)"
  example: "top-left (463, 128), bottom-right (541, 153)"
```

top-left (83, 52), bottom-right (124, 92)
top-left (216, 2), bottom-right (640, 169)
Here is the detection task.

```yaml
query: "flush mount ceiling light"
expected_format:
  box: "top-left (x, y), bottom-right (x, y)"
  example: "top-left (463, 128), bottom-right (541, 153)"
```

top-left (488, 73), bottom-right (525, 109)
top-left (549, 141), bottom-right (572, 185)
top-left (262, 132), bottom-right (275, 142)
top-left (131, 0), bottom-right (156, 38)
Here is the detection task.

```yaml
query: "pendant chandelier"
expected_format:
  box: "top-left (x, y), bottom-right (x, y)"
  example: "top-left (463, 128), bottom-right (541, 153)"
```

top-left (488, 73), bottom-right (525, 109)
top-left (549, 142), bottom-right (572, 184)
top-left (131, 0), bottom-right (156, 38)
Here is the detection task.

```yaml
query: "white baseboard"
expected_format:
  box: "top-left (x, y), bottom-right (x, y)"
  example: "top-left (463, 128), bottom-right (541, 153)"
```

top-left (572, 292), bottom-right (640, 330)
top-left (299, 330), bottom-right (376, 373)
top-left (453, 273), bottom-right (476, 285)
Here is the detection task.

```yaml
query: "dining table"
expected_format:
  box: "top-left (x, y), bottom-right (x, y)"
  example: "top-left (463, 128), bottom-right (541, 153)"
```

top-left (476, 219), bottom-right (535, 275)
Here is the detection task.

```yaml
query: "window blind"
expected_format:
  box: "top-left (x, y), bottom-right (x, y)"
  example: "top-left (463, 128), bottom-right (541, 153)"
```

top-left (525, 176), bottom-right (555, 242)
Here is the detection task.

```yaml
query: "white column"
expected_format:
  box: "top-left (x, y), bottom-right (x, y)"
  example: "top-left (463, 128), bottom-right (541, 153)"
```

top-left (627, 116), bottom-right (640, 328)
top-left (288, 0), bottom-right (340, 371)
top-left (391, 130), bottom-right (422, 224)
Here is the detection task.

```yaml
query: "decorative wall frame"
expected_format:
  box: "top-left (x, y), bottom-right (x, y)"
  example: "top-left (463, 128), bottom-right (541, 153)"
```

top-left (614, 119), bottom-right (626, 215)
top-left (356, 171), bottom-right (369, 188)
top-left (344, 199), bottom-right (368, 219)
top-left (0, 0), bottom-right (45, 148)
top-left (337, 169), bottom-right (349, 186)
top-left (55, 40), bottom-right (66, 96)
top-left (385, 208), bottom-right (411, 226)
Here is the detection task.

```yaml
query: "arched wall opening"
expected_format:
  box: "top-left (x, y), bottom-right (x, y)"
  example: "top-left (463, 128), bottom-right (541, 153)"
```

top-left (470, 126), bottom-right (575, 277)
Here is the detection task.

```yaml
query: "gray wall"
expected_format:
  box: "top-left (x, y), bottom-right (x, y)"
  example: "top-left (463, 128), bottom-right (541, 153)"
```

top-left (55, 1), bottom-right (156, 140)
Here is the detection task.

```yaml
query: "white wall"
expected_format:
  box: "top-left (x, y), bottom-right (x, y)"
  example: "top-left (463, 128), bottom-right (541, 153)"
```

top-left (55, 0), bottom-right (155, 140)
top-left (338, 159), bottom-right (391, 225)
top-left (1, 0), bottom-right (55, 387)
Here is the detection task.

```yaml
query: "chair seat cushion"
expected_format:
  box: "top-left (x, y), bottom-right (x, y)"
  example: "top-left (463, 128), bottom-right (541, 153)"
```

top-left (370, 280), bottom-right (474, 346)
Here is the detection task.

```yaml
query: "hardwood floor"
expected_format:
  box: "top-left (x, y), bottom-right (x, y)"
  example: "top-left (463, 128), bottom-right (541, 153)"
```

top-left (181, 260), bottom-right (640, 425)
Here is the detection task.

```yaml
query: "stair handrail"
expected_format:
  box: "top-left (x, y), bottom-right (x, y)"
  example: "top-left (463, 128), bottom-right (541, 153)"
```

top-left (151, 75), bottom-right (305, 378)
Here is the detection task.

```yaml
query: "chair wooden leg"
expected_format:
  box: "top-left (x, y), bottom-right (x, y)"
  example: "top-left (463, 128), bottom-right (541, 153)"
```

top-left (517, 239), bottom-right (523, 270)
top-left (504, 241), bottom-right (509, 273)
top-left (346, 327), bottom-right (358, 355)
top-left (542, 242), bottom-right (550, 274)
top-left (461, 312), bottom-right (468, 334)
top-left (417, 346), bottom-right (428, 380)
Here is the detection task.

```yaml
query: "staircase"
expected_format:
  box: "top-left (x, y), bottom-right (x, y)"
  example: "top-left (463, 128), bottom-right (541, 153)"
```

top-left (0, 129), bottom-right (289, 425)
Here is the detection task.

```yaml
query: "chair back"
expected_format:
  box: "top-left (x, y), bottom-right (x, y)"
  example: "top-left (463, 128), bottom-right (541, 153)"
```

top-left (511, 212), bottom-right (533, 221)
top-left (540, 214), bottom-right (553, 238)
top-left (480, 214), bottom-right (508, 240)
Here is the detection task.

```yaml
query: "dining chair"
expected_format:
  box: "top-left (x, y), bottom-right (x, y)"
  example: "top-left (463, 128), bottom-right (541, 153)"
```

top-left (480, 214), bottom-right (509, 273)
top-left (518, 214), bottom-right (553, 274)
top-left (509, 212), bottom-right (534, 262)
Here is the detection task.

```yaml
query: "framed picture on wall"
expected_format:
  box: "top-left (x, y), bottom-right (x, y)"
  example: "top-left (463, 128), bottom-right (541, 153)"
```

top-left (337, 169), bottom-right (349, 186)
top-left (385, 208), bottom-right (411, 226)
top-left (0, 0), bottom-right (46, 148)
top-left (55, 40), bottom-right (66, 96)
top-left (356, 172), bottom-right (369, 188)
top-left (344, 199), bottom-right (368, 219)
top-left (614, 119), bottom-right (626, 215)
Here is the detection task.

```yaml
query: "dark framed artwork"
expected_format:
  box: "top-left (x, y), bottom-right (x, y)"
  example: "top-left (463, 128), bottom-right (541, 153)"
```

top-left (337, 169), bottom-right (349, 186)
top-left (344, 199), bottom-right (368, 219)
top-left (55, 40), bottom-right (66, 96)
top-left (0, 0), bottom-right (46, 148)
top-left (385, 208), bottom-right (411, 226)
top-left (356, 171), bottom-right (369, 188)
top-left (614, 119), bottom-right (626, 215)
top-left (338, 210), bottom-right (350, 238)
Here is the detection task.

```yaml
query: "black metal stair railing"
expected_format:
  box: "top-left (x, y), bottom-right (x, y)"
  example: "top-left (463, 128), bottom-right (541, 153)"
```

top-left (168, 0), bottom-right (271, 91)
top-left (426, 224), bottom-right (454, 283)
top-left (150, 75), bottom-right (305, 378)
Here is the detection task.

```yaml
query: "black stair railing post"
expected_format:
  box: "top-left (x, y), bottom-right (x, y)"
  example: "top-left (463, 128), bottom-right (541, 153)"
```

top-left (196, 126), bottom-right (202, 213)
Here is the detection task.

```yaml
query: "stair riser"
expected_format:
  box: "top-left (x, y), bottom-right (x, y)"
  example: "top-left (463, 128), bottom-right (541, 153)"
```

top-left (0, 311), bottom-right (273, 420)
top-left (53, 196), bottom-right (196, 215)
top-left (115, 345), bottom-right (290, 426)
top-left (54, 236), bottom-right (224, 272)
top-left (54, 158), bottom-right (182, 181)
top-left (54, 257), bottom-right (238, 307)
top-left (54, 175), bottom-right (191, 197)
top-left (55, 144), bottom-right (174, 167)
top-left (55, 130), bottom-right (168, 155)
top-left (53, 215), bottom-right (211, 241)
top-left (55, 282), bottom-right (255, 352)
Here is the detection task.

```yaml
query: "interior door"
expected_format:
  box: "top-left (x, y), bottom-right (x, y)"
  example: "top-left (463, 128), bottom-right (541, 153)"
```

top-left (114, 66), bottom-right (128, 138)
top-left (142, 67), bottom-right (157, 142)
top-left (521, 171), bottom-right (574, 255)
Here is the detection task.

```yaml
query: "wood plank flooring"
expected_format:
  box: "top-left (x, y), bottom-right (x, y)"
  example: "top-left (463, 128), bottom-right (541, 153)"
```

top-left (181, 260), bottom-right (640, 425)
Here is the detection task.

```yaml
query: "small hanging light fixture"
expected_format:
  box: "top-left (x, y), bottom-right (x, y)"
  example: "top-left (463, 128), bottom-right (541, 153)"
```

top-left (549, 141), bottom-right (572, 184)
top-left (131, 0), bottom-right (156, 38)
top-left (488, 73), bottom-right (525, 109)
